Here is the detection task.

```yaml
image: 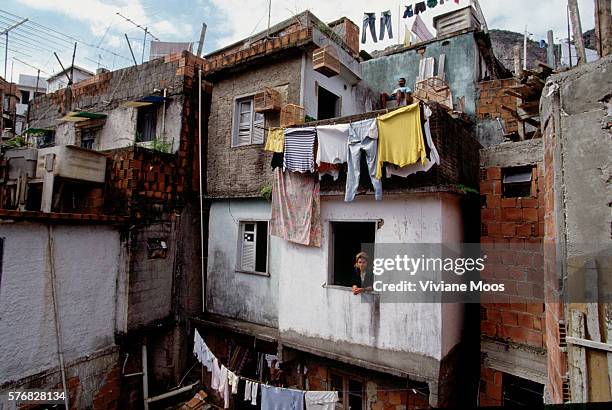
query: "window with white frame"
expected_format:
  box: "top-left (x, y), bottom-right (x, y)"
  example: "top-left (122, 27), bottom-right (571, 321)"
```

top-left (237, 221), bottom-right (268, 274)
top-left (232, 96), bottom-right (265, 146)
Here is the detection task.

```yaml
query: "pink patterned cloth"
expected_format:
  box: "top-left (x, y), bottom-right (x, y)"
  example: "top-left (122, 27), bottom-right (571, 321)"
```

top-left (271, 168), bottom-right (321, 247)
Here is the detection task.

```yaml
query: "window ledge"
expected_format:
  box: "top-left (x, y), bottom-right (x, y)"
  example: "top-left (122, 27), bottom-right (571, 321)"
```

top-left (324, 284), bottom-right (380, 297)
top-left (235, 269), bottom-right (270, 277)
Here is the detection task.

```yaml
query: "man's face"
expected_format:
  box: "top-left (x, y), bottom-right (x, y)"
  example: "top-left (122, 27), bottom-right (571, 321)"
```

top-left (398, 78), bottom-right (406, 87)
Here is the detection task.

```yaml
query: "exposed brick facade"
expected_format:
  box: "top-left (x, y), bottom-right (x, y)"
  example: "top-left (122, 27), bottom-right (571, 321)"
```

top-left (479, 139), bottom-right (547, 404)
top-left (476, 79), bottom-right (518, 133)
top-left (206, 55), bottom-right (303, 198)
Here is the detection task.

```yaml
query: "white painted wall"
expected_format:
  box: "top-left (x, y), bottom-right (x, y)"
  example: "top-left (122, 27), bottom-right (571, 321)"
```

top-left (206, 200), bottom-right (280, 327)
top-left (0, 222), bottom-right (128, 383)
top-left (302, 56), bottom-right (372, 120)
top-left (98, 107), bottom-right (138, 150)
top-left (207, 194), bottom-right (465, 361)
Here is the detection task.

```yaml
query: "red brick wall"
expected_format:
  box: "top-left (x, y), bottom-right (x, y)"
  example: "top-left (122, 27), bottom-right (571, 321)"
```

top-left (479, 367), bottom-right (503, 406)
top-left (477, 79), bottom-right (518, 133)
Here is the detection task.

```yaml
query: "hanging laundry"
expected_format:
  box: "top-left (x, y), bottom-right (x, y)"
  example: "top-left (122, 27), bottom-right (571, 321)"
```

top-left (304, 391), bottom-right (339, 410)
top-left (345, 118), bottom-right (382, 202)
top-left (316, 124), bottom-right (349, 165)
top-left (264, 127), bottom-right (285, 153)
top-left (427, 0), bottom-right (438, 7)
top-left (271, 152), bottom-right (284, 170)
top-left (227, 370), bottom-right (240, 395)
top-left (193, 330), bottom-right (214, 371)
top-left (244, 380), bottom-right (258, 405)
top-left (270, 168), bottom-right (321, 247)
top-left (362, 12), bottom-right (377, 43)
top-left (264, 354), bottom-right (281, 369)
top-left (412, 14), bottom-right (434, 42)
top-left (261, 385), bottom-right (305, 410)
top-left (283, 127), bottom-right (316, 173)
top-left (414, 1), bottom-right (427, 14)
top-left (440, 0), bottom-right (444, 4)
top-left (403, 5), bottom-right (414, 18)
top-left (317, 163), bottom-right (341, 181)
top-left (219, 365), bottom-right (230, 408)
top-left (539, 39), bottom-right (547, 48)
top-left (379, 10), bottom-right (393, 40)
top-left (385, 105), bottom-right (439, 177)
top-left (375, 102), bottom-right (427, 179)
top-left (211, 358), bottom-right (222, 390)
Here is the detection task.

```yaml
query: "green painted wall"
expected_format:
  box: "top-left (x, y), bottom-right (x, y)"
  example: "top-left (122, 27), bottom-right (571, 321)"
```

top-left (361, 31), bottom-right (479, 117)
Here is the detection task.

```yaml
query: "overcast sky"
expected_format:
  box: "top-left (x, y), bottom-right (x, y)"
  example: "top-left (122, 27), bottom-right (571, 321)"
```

top-left (0, 0), bottom-right (597, 80)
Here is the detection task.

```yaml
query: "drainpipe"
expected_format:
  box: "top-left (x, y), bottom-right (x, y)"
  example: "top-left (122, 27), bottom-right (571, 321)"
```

top-left (48, 225), bottom-right (69, 409)
top-left (142, 341), bottom-right (149, 410)
top-left (198, 68), bottom-right (206, 313)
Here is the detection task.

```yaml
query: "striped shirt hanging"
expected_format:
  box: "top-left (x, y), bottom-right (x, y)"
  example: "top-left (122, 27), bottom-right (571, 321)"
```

top-left (283, 127), bottom-right (316, 173)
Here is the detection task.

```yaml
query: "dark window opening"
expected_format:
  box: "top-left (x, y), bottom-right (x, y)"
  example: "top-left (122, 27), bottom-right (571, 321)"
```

top-left (147, 238), bottom-right (168, 259)
top-left (20, 90), bottom-right (30, 102)
top-left (239, 221), bottom-right (268, 274)
top-left (36, 130), bottom-right (55, 148)
top-left (80, 127), bottom-right (99, 150)
top-left (136, 105), bottom-right (158, 142)
top-left (330, 222), bottom-right (376, 286)
top-left (502, 373), bottom-right (544, 407)
top-left (317, 86), bottom-right (340, 120)
top-left (502, 166), bottom-right (533, 198)
top-left (329, 371), bottom-right (364, 410)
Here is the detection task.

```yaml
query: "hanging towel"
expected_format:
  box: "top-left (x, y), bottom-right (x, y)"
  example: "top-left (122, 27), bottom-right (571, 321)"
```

top-left (193, 330), bottom-right (214, 371)
top-left (244, 380), bottom-right (253, 402)
top-left (375, 102), bottom-right (427, 179)
top-left (219, 365), bottom-right (230, 408)
top-left (250, 382), bottom-right (258, 405)
top-left (261, 385), bottom-right (305, 410)
top-left (264, 127), bottom-right (285, 153)
top-left (270, 168), bottom-right (321, 247)
top-left (211, 358), bottom-right (222, 391)
top-left (305, 391), bottom-right (339, 410)
top-left (283, 127), bottom-right (316, 172)
top-left (385, 105), bottom-right (439, 177)
top-left (315, 124), bottom-right (349, 165)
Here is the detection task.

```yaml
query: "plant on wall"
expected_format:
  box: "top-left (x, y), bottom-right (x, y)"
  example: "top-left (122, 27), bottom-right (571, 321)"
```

top-left (260, 184), bottom-right (273, 201)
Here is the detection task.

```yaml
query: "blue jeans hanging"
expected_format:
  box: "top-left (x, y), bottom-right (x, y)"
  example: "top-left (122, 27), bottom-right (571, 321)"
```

top-left (362, 13), bottom-right (377, 44)
top-left (379, 10), bottom-right (393, 41)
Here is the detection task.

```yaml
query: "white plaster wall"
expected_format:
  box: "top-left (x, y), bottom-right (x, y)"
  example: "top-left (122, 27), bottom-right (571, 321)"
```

top-left (53, 122), bottom-right (75, 146)
top-left (0, 222), bottom-right (126, 383)
top-left (206, 199), bottom-right (279, 327)
top-left (98, 107), bottom-right (138, 151)
top-left (302, 56), bottom-right (367, 120)
top-left (278, 195), bottom-right (448, 360)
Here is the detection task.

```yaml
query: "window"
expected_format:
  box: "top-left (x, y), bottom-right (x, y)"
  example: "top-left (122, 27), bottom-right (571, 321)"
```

top-left (329, 222), bottom-right (376, 286)
top-left (232, 97), bottom-right (264, 146)
top-left (502, 373), bottom-right (544, 406)
top-left (237, 221), bottom-right (268, 274)
top-left (20, 90), bottom-right (30, 102)
top-left (317, 85), bottom-right (340, 120)
top-left (502, 166), bottom-right (533, 198)
top-left (36, 130), bottom-right (55, 148)
top-left (80, 127), bottom-right (99, 150)
top-left (329, 370), bottom-right (364, 410)
top-left (136, 105), bottom-right (158, 142)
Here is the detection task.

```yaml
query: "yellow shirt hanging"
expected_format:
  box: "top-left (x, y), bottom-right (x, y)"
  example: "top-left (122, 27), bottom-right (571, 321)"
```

top-left (376, 103), bottom-right (426, 179)
top-left (264, 127), bottom-right (285, 153)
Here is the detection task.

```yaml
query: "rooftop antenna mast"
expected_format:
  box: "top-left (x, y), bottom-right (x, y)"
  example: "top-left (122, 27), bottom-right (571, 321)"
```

top-left (116, 12), bottom-right (160, 64)
top-left (1, 18), bottom-right (28, 78)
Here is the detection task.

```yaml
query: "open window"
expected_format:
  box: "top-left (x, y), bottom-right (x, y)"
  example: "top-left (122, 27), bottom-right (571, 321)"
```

top-left (502, 166), bottom-right (534, 198)
top-left (36, 129), bottom-right (56, 148)
top-left (329, 222), bottom-right (376, 286)
top-left (232, 96), bottom-right (265, 146)
top-left (330, 370), bottom-right (364, 410)
top-left (317, 85), bottom-right (340, 120)
top-left (502, 373), bottom-right (544, 406)
top-left (136, 105), bottom-right (158, 142)
top-left (237, 221), bottom-right (269, 275)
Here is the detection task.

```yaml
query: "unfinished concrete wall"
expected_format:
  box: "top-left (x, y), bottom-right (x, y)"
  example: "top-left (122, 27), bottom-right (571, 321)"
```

top-left (361, 31), bottom-right (481, 116)
top-left (475, 78), bottom-right (519, 147)
top-left (206, 199), bottom-right (279, 327)
top-left (0, 222), bottom-right (127, 396)
top-left (206, 55), bottom-right (302, 198)
top-left (541, 55), bottom-right (612, 404)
